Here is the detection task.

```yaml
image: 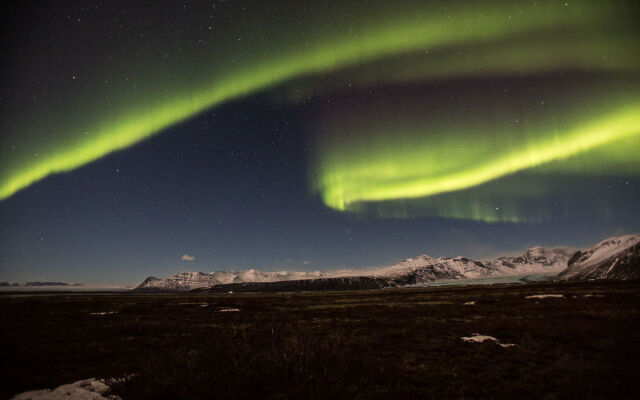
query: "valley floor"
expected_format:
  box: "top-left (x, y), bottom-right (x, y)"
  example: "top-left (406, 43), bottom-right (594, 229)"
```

top-left (1, 281), bottom-right (639, 399)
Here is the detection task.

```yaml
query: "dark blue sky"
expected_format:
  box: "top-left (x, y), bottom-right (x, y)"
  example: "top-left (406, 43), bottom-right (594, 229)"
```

top-left (1, 93), bottom-right (637, 285)
top-left (1, 1), bottom-right (639, 285)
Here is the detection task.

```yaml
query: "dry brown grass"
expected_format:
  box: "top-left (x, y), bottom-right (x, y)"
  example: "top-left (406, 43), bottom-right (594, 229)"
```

top-left (1, 280), bottom-right (639, 399)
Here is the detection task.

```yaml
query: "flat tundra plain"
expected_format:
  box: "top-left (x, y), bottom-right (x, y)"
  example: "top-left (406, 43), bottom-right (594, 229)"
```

top-left (1, 281), bottom-right (639, 399)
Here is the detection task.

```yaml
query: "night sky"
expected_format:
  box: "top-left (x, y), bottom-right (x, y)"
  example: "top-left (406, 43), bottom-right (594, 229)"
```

top-left (1, 0), bottom-right (639, 285)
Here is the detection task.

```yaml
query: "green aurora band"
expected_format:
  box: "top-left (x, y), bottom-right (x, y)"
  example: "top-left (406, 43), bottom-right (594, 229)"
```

top-left (311, 76), bottom-right (640, 222)
top-left (1, 0), bottom-right (639, 202)
top-left (315, 103), bottom-right (640, 210)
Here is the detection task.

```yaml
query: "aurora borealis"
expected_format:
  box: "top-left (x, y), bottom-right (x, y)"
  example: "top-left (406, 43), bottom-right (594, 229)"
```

top-left (312, 75), bottom-right (640, 221)
top-left (1, 0), bottom-right (639, 284)
top-left (2, 0), bottom-right (638, 201)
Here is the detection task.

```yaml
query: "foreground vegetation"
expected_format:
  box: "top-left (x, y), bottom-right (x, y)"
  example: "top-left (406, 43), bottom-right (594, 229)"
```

top-left (1, 281), bottom-right (639, 399)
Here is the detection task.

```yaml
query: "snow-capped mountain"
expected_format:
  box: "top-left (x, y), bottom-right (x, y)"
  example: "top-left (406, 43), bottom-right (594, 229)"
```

top-left (370, 247), bottom-right (570, 285)
top-left (137, 270), bottom-right (328, 291)
top-left (559, 234), bottom-right (640, 280)
top-left (375, 256), bottom-right (496, 285)
top-left (135, 234), bottom-right (639, 292)
top-left (135, 247), bottom-right (570, 291)
top-left (492, 246), bottom-right (572, 275)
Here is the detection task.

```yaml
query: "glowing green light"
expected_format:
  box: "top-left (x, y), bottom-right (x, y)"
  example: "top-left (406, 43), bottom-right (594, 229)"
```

top-left (311, 77), bottom-right (640, 221)
top-left (317, 106), bottom-right (640, 211)
top-left (1, 0), bottom-right (638, 200)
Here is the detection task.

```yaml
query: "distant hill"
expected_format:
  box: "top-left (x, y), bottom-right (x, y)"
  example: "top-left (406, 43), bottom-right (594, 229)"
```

top-left (24, 282), bottom-right (70, 286)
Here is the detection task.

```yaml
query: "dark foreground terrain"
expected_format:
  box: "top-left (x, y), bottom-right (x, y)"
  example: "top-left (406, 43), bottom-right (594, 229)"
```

top-left (1, 281), bottom-right (639, 399)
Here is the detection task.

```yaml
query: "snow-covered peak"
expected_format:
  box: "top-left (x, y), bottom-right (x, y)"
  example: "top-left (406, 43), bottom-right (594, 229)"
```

top-left (393, 254), bottom-right (435, 267)
top-left (492, 245), bottom-right (571, 274)
top-left (577, 234), bottom-right (640, 268)
top-left (366, 254), bottom-right (438, 277)
top-left (135, 268), bottom-right (332, 291)
top-left (559, 234), bottom-right (640, 280)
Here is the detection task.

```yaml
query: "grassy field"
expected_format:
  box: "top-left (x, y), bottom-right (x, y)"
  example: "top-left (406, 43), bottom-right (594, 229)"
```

top-left (1, 281), bottom-right (639, 399)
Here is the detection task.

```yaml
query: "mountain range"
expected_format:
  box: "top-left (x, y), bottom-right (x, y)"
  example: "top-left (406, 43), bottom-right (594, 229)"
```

top-left (135, 234), bottom-right (639, 292)
top-left (136, 245), bottom-right (574, 292)
top-left (136, 233), bottom-right (639, 292)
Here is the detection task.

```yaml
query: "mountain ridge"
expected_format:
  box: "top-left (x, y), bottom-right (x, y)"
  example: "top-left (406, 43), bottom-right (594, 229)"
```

top-left (134, 233), bottom-right (639, 292)
top-left (135, 245), bottom-right (572, 292)
top-left (559, 234), bottom-right (640, 280)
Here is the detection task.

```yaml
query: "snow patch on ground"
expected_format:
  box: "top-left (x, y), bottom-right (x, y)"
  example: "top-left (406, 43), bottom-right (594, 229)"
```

top-left (525, 294), bottom-right (564, 299)
top-left (11, 378), bottom-right (117, 400)
top-left (219, 308), bottom-right (240, 312)
top-left (460, 333), bottom-right (515, 348)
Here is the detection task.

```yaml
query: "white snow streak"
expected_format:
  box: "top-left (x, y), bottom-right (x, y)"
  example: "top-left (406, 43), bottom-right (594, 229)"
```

top-left (460, 333), bottom-right (516, 348)
top-left (11, 378), bottom-right (117, 400)
top-left (525, 294), bottom-right (564, 299)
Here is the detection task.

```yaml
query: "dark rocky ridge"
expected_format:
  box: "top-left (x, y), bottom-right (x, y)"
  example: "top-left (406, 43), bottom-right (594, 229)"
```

top-left (192, 276), bottom-right (395, 293)
top-left (25, 281), bottom-right (70, 286)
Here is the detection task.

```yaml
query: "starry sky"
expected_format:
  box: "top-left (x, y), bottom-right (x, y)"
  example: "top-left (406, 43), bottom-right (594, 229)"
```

top-left (1, 0), bottom-right (639, 285)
